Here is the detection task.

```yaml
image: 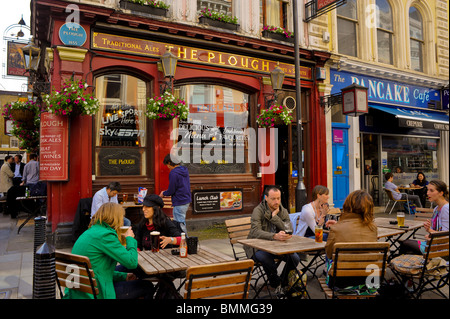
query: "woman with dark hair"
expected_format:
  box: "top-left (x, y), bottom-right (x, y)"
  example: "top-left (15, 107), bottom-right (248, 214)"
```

top-left (410, 172), bottom-right (429, 207)
top-left (297, 185), bottom-right (330, 239)
top-left (135, 194), bottom-right (181, 251)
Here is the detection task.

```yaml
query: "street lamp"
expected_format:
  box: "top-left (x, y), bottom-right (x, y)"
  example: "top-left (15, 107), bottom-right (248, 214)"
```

top-left (266, 62), bottom-right (285, 107)
top-left (21, 41), bottom-right (41, 74)
top-left (160, 47), bottom-right (178, 92)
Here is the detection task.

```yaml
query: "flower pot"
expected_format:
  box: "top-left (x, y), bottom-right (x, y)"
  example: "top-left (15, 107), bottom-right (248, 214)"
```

top-left (10, 109), bottom-right (35, 123)
top-left (262, 30), bottom-right (294, 43)
top-left (199, 16), bottom-right (239, 31)
top-left (119, 0), bottom-right (168, 17)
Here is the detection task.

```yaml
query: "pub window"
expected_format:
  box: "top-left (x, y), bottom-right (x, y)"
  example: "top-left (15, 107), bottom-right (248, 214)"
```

top-left (409, 6), bottom-right (424, 72)
top-left (174, 84), bottom-right (252, 175)
top-left (376, 0), bottom-right (394, 65)
top-left (197, 0), bottom-right (232, 15)
top-left (261, 0), bottom-right (288, 29)
top-left (94, 74), bottom-right (148, 176)
top-left (337, 0), bottom-right (358, 57)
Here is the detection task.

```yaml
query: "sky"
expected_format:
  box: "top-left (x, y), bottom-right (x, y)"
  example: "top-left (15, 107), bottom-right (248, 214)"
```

top-left (0, 0), bottom-right (32, 91)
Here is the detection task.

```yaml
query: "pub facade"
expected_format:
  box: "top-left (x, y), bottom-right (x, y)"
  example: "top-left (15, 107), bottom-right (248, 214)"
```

top-left (31, 0), bottom-right (331, 246)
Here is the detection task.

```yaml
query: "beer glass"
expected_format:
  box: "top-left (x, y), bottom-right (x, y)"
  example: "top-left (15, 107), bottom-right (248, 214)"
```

top-left (150, 231), bottom-right (160, 252)
top-left (315, 225), bottom-right (323, 243)
top-left (397, 212), bottom-right (405, 227)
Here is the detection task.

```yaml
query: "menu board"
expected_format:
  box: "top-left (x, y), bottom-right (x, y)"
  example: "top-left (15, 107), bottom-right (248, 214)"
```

top-left (39, 113), bottom-right (69, 181)
top-left (193, 189), bottom-right (243, 214)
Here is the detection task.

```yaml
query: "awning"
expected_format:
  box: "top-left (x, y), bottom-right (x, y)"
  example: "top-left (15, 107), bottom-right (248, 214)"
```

top-left (369, 104), bottom-right (449, 131)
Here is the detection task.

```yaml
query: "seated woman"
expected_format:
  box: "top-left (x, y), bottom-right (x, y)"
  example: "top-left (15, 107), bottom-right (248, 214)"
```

top-left (400, 180), bottom-right (449, 255)
top-left (410, 172), bottom-right (429, 208)
top-left (297, 185), bottom-right (330, 240)
top-left (135, 194), bottom-right (182, 251)
top-left (65, 202), bottom-right (154, 299)
top-left (324, 190), bottom-right (378, 289)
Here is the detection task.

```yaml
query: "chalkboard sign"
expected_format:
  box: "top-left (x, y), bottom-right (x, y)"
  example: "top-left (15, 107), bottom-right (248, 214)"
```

top-left (39, 113), bottom-right (69, 181)
top-left (193, 189), bottom-right (243, 214)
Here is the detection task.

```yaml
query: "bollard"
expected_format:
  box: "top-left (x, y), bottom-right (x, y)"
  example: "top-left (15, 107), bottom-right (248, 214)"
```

top-left (33, 242), bottom-right (56, 299)
top-left (34, 216), bottom-right (46, 255)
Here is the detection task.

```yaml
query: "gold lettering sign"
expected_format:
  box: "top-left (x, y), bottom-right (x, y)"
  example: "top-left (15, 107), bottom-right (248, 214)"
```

top-left (92, 32), bottom-right (312, 79)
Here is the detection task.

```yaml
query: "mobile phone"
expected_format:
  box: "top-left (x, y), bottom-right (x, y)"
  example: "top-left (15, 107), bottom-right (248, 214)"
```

top-left (171, 249), bottom-right (180, 255)
top-left (399, 225), bottom-right (409, 229)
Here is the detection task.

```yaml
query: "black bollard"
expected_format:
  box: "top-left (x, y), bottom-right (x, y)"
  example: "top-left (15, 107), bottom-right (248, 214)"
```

top-left (33, 242), bottom-right (56, 299)
top-left (34, 216), bottom-right (46, 255)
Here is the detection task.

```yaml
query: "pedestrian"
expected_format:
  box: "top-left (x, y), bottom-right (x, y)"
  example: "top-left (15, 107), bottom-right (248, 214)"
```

top-left (160, 154), bottom-right (191, 234)
top-left (244, 186), bottom-right (300, 290)
top-left (0, 155), bottom-right (14, 195)
top-left (20, 153), bottom-right (40, 187)
top-left (91, 182), bottom-right (131, 226)
top-left (10, 154), bottom-right (25, 187)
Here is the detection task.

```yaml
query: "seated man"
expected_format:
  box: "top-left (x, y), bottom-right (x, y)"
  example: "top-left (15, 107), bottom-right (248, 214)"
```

top-left (91, 182), bottom-right (131, 226)
top-left (244, 186), bottom-right (300, 289)
top-left (384, 172), bottom-right (422, 209)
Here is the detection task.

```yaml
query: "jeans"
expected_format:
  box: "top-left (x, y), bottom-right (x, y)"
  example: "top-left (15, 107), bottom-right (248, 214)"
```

top-left (113, 279), bottom-right (155, 299)
top-left (252, 250), bottom-right (300, 287)
top-left (172, 203), bottom-right (189, 224)
top-left (400, 193), bottom-right (422, 208)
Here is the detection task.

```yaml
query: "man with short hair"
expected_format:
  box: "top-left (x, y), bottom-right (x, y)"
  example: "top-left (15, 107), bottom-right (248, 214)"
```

top-left (0, 156), bottom-right (14, 195)
top-left (11, 154), bottom-right (25, 187)
top-left (384, 172), bottom-right (422, 209)
top-left (21, 154), bottom-right (39, 187)
top-left (91, 182), bottom-right (130, 226)
top-left (244, 186), bottom-right (300, 290)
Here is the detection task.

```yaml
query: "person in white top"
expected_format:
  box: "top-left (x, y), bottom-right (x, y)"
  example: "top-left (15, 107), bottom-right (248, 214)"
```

top-left (297, 185), bottom-right (330, 239)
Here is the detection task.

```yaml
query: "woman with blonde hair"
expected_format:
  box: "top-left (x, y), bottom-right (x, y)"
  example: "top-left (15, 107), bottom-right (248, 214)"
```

top-left (65, 202), bottom-right (154, 299)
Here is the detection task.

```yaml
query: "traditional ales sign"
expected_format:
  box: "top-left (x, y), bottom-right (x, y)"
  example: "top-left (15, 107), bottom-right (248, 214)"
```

top-left (39, 113), bottom-right (69, 181)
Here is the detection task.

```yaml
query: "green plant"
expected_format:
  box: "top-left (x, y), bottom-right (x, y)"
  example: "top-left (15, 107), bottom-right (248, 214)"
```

top-left (199, 7), bottom-right (238, 25)
top-left (263, 25), bottom-right (294, 38)
top-left (127, 0), bottom-right (170, 9)
top-left (146, 91), bottom-right (189, 120)
top-left (257, 103), bottom-right (293, 128)
top-left (43, 79), bottom-right (99, 116)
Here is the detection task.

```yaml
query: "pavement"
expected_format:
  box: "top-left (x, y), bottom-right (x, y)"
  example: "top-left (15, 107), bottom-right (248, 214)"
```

top-left (0, 207), bottom-right (447, 300)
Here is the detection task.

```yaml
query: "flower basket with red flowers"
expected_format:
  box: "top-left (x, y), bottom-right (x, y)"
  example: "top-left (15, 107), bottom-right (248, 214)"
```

top-left (146, 91), bottom-right (189, 120)
top-left (257, 103), bottom-right (293, 128)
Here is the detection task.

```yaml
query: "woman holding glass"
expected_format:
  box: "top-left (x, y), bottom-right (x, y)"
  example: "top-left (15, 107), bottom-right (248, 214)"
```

top-left (297, 185), bottom-right (330, 240)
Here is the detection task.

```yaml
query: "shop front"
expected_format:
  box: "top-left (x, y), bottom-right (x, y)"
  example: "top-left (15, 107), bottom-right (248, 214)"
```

top-left (330, 70), bottom-right (449, 206)
top-left (32, 1), bottom-right (330, 246)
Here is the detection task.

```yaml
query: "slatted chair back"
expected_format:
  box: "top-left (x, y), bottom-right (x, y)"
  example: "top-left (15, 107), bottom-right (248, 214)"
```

top-left (225, 217), bottom-right (252, 261)
top-left (384, 189), bottom-right (409, 214)
top-left (320, 242), bottom-right (390, 299)
top-left (184, 260), bottom-right (254, 299)
top-left (55, 251), bottom-right (99, 299)
top-left (423, 231), bottom-right (449, 262)
top-left (414, 208), bottom-right (434, 222)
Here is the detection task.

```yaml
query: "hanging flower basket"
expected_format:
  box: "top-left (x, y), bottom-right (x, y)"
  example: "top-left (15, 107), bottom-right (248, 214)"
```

top-left (44, 78), bottom-right (100, 117)
top-left (199, 8), bottom-right (239, 31)
top-left (257, 104), bottom-right (293, 128)
top-left (9, 109), bottom-right (35, 123)
top-left (146, 91), bottom-right (189, 120)
top-left (262, 26), bottom-right (294, 43)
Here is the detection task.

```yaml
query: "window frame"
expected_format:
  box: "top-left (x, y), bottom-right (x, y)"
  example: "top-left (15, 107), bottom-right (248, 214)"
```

top-left (408, 6), bottom-right (424, 72)
top-left (336, 0), bottom-right (358, 58)
top-left (376, 0), bottom-right (394, 65)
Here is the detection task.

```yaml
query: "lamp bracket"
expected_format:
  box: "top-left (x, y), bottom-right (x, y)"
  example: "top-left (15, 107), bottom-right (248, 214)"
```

top-left (320, 93), bottom-right (342, 114)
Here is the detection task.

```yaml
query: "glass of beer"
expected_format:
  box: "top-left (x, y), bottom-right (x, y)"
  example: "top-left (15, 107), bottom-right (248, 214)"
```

top-left (150, 231), bottom-right (160, 253)
top-left (315, 225), bottom-right (323, 243)
top-left (397, 212), bottom-right (405, 227)
top-left (284, 221), bottom-right (293, 236)
top-left (123, 194), bottom-right (128, 203)
top-left (134, 194), bottom-right (139, 205)
top-left (119, 226), bottom-right (130, 246)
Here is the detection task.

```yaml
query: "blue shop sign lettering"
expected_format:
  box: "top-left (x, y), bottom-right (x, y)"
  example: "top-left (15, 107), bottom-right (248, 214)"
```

top-left (330, 70), bottom-right (440, 109)
top-left (59, 23), bottom-right (87, 47)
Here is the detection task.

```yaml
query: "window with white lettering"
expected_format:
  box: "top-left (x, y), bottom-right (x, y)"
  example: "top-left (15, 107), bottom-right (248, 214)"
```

top-left (94, 74), bottom-right (149, 176)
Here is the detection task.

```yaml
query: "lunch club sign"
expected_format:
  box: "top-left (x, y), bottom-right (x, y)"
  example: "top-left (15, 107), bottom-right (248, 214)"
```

top-left (91, 32), bottom-right (312, 80)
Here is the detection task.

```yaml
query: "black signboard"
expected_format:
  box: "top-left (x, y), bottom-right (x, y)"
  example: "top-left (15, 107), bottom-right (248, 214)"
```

top-left (398, 118), bottom-right (449, 131)
top-left (305, 0), bottom-right (347, 22)
top-left (193, 189), bottom-right (243, 214)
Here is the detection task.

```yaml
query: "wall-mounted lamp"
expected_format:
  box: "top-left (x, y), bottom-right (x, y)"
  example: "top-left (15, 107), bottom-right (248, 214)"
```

top-left (320, 83), bottom-right (368, 117)
top-left (265, 62), bottom-right (285, 107)
top-left (21, 39), bottom-right (50, 96)
top-left (160, 47), bottom-right (178, 93)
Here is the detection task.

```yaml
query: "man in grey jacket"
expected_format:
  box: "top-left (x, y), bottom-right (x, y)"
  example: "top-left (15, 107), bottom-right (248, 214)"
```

top-left (245, 186), bottom-right (300, 289)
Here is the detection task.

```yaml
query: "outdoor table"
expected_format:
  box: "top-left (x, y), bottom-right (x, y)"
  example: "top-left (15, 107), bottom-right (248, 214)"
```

top-left (16, 195), bottom-right (47, 234)
top-left (121, 201), bottom-right (143, 209)
top-left (238, 235), bottom-right (326, 299)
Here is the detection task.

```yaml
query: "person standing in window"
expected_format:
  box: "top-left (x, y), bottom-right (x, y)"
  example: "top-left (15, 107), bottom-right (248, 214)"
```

top-left (160, 154), bottom-right (191, 234)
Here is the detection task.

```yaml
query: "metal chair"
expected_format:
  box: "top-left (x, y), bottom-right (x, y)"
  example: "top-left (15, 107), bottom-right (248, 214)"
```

top-left (184, 260), bottom-right (254, 299)
top-left (390, 231), bottom-right (449, 299)
top-left (319, 242), bottom-right (390, 299)
top-left (384, 188), bottom-right (410, 214)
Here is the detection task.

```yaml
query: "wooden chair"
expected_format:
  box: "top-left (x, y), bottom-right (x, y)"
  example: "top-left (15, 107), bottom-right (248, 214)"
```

top-left (224, 217), bottom-right (272, 298)
top-left (319, 242), bottom-right (390, 299)
top-left (55, 251), bottom-right (99, 299)
top-left (184, 260), bottom-right (254, 299)
top-left (390, 231), bottom-right (449, 299)
top-left (384, 188), bottom-right (410, 214)
top-left (414, 208), bottom-right (434, 222)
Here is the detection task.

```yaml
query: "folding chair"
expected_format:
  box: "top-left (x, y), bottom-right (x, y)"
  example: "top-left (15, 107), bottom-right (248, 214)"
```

top-left (390, 231), bottom-right (449, 299)
top-left (384, 188), bottom-right (410, 214)
top-left (55, 251), bottom-right (99, 299)
top-left (184, 260), bottom-right (254, 299)
top-left (319, 242), bottom-right (390, 299)
top-left (224, 217), bottom-right (273, 298)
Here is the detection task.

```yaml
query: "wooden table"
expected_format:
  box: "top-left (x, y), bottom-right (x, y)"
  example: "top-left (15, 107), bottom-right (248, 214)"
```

top-left (138, 245), bottom-right (235, 276)
top-left (16, 195), bottom-right (47, 234)
top-left (121, 201), bottom-right (143, 209)
top-left (375, 217), bottom-right (423, 230)
top-left (238, 236), bottom-right (326, 298)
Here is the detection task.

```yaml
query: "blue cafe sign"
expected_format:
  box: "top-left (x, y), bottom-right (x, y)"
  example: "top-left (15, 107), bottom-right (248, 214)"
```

top-left (330, 70), bottom-right (440, 109)
top-left (59, 23), bottom-right (87, 47)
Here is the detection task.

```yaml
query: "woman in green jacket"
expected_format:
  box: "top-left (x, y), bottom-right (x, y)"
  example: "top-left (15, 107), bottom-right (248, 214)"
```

top-left (64, 202), bottom-right (154, 299)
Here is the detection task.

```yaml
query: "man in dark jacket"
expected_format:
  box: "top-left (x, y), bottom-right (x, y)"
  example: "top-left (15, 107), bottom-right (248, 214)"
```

top-left (245, 186), bottom-right (300, 289)
top-left (11, 154), bottom-right (25, 187)
top-left (160, 154), bottom-right (191, 234)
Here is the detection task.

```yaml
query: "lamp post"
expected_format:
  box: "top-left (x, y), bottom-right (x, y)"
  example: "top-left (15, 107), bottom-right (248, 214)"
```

top-left (293, 0), bottom-right (307, 212)
top-left (270, 62), bottom-right (285, 103)
top-left (160, 47), bottom-right (178, 93)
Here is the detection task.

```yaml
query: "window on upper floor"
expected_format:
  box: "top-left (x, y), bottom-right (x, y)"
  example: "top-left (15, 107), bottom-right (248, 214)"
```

top-left (409, 6), bottom-right (423, 72)
top-left (376, 0), bottom-right (393, 65)
top-left (197, 0), bottom-right (232, 16)
top-left (336, 0), bottom-right (358, 57)
top-left (261, 0), bottom-right (289, 29)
